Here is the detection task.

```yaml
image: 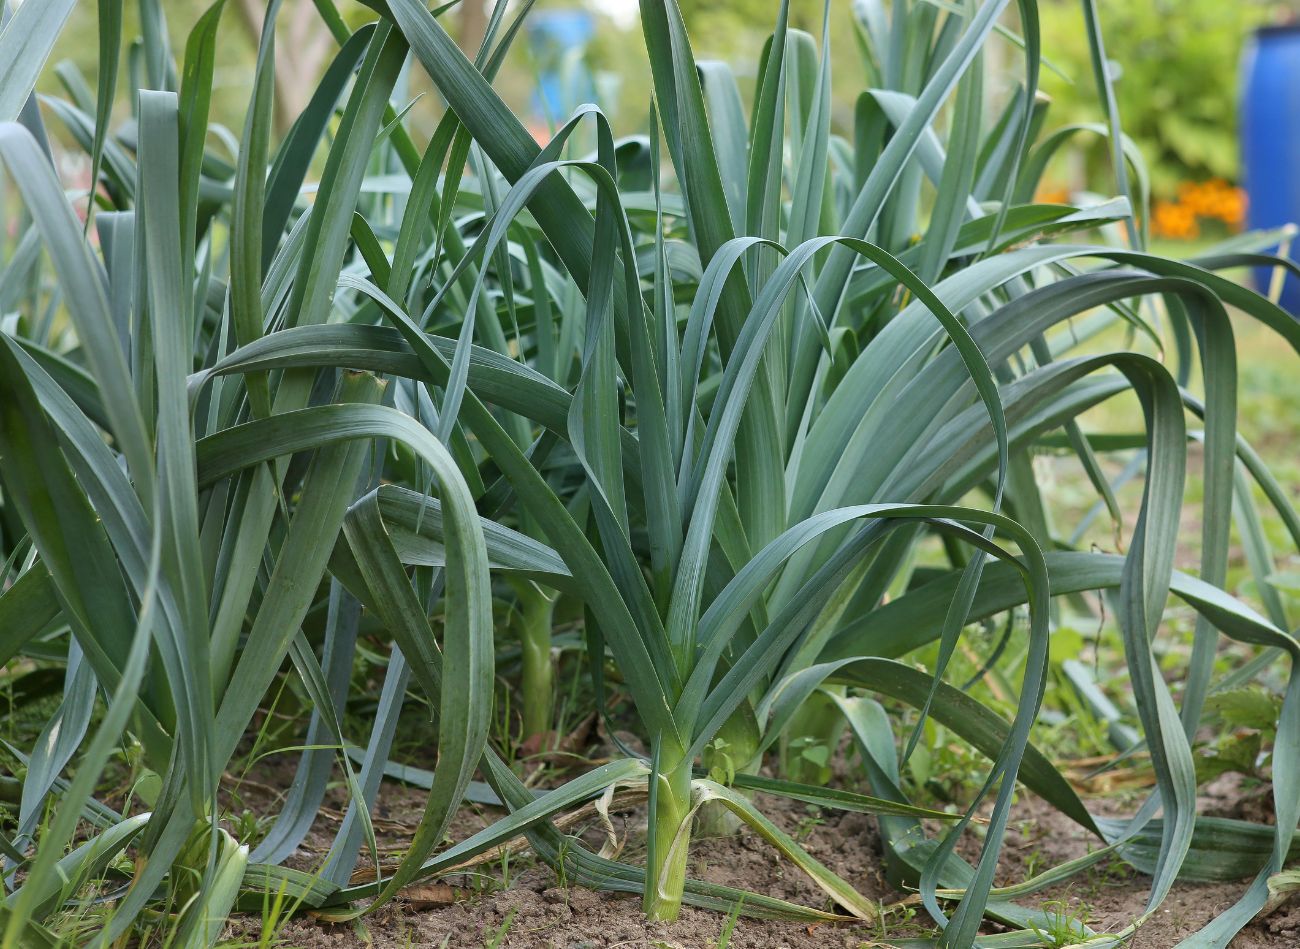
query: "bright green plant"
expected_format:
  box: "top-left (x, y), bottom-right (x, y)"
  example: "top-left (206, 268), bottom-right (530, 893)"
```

top-left (1035, 0), bottom-right (1288, 193)
top-left (1, 1), bottom-right (1299, 948)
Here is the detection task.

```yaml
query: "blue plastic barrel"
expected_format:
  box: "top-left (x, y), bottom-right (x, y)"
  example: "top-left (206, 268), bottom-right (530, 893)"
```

top-left (1241, 24), bottom-right (1300, 313)
top-left (526, 10), bottom-right (596, 123)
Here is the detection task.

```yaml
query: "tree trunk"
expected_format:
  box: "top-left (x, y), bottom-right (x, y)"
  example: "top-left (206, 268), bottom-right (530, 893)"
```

top-left (233, 0), bottom-right (332, 136)
top-left (458, 0), bottom-right (488, 57)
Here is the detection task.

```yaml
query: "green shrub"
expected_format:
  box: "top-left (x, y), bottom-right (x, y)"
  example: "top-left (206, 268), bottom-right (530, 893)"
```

top-left (1036, 0), bottom-right (1287, 193)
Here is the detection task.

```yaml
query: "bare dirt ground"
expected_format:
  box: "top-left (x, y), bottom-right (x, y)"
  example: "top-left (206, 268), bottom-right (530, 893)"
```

top-left (222, 770), bottom-right (1299, 949)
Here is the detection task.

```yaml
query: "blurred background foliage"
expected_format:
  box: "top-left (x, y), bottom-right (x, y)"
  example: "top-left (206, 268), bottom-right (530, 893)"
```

top-left (1035, 0), bottom-right (1291, 195)
top-left (40, 0), bottom-right (1295, 207)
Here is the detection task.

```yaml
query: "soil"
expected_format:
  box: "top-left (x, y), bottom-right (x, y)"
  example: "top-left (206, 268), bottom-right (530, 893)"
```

top-left (951, 792), bottom-right (1298, 949)
top-left (221, 772), bottom-right (1300, 949)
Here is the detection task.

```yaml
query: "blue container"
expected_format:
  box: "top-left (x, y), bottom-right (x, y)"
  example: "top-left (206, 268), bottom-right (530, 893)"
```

top-left (1241, 24), bottom-right (1300, 313)
top-left (527, 10), bottom-right (595, 51)
top-left (527, 10), bottom-right (596, 123)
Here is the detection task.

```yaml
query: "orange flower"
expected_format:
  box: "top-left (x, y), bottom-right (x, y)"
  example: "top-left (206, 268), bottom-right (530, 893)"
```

top-left (1151, 181), bottom-right (1246, 238)
top-left (1152, 199), bottom-right (1200, 240)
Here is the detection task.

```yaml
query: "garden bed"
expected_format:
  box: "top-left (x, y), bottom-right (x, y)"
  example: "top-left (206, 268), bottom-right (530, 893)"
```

top-left (223, 775), bottom-right (1299, 947)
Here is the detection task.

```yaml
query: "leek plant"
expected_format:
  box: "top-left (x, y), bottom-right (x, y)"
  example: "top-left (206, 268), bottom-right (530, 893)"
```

top-left (1, 0), bottom-right (1298, 947)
